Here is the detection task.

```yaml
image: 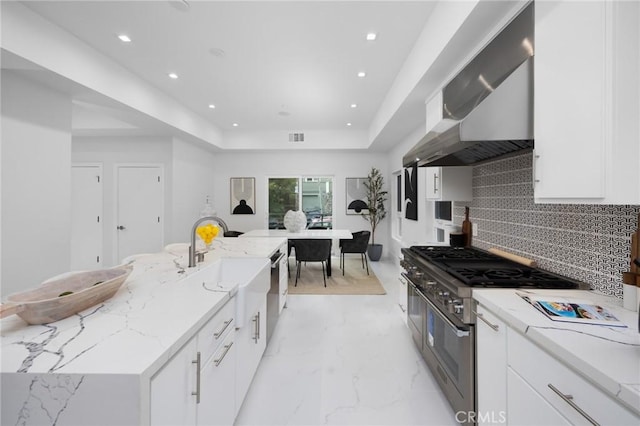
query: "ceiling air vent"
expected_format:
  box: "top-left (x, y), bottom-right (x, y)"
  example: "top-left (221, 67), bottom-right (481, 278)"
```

top-left (289, 133), bottom-right (305, 142)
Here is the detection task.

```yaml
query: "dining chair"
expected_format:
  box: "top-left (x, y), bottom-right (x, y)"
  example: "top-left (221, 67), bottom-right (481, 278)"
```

top-left (293, 239), bottom-right (332, 287)
top-left (339, 230), bottom-right (370, 275)
top-left (223, 230), bottom-right (244, 237)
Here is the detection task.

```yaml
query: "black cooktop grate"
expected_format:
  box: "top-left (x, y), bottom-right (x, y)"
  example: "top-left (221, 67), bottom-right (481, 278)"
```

top-left (407, 246), bottom-right (580, 289)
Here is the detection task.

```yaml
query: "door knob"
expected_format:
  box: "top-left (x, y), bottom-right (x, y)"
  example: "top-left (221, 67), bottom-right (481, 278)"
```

top-left (117, 225), bottom-right (126, 230)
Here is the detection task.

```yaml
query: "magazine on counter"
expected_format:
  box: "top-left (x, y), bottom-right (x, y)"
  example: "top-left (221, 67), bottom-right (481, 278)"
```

top-left (518, 293), bottom-right (627, 328)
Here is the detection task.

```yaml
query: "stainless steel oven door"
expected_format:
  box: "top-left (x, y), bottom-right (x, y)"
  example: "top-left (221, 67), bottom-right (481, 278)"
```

top-left (405, 277), bottom-right (423, 349)
top-left (422, 293), bottom-right (475, 417)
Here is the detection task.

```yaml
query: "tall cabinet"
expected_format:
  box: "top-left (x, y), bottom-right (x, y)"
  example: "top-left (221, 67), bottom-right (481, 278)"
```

top-left (533, 0), bottom-right (640, 204)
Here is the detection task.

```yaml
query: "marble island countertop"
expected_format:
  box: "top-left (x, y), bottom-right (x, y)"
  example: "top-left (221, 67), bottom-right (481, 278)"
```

top-left (1, 237), bottom-right (285, 378)
top-left (473, 289), bottom-right (640, 416)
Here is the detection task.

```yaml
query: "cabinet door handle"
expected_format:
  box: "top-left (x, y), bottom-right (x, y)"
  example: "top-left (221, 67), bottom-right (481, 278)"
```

top-left (191, 351), bottom-right (201, 404)
top-left (547, 384), bottom-right (599, 426)
top-left (214, 341), bottom-right (234, 367)
top-left (532, 152), bottom-right (540, 184)
top-left (433, 173), bottom-right (439, 193)
top-left (213, 319), bottom-right (233, 339)
top-left (253, 312), bottom-right (261, 343)
top-left (472, 311), bottom-right (499, 331)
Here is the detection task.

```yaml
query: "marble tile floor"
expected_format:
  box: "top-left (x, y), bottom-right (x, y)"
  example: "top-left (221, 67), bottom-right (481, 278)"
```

top-left (235, 258), bottom-right (458, 426)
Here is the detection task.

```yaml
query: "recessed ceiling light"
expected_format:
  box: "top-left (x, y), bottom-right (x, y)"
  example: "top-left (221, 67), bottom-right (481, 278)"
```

top-left (168, 73), bottom-right (178, 79)
top-left (357, 71), bottom-right (366, 78)
top-left (350, 104), bottom-right (357, 108)
top-left (347, 122), bottom-right (352, 126)
top-left (208, 104), bottom-right (216, 109)
top-left (232, 123), bottom-right (239, 127)
top-left (366, 33), bottom-right (377, 41)
top-left (118, 34), bottom-right (132, 43)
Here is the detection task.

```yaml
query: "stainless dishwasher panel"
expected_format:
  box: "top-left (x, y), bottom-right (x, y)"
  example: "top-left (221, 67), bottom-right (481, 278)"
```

top-left (266, 250), bottom-right (285, 343)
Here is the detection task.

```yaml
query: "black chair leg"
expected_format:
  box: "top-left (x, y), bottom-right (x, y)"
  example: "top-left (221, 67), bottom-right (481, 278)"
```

top-left (321, 261), bottom-right (327, 287)
top-left (341, 253), bottom-right (345, 275)
top-left (295, 261), bottom-right (301, 286)
top-left (363, 254), bottom-right (369, 275)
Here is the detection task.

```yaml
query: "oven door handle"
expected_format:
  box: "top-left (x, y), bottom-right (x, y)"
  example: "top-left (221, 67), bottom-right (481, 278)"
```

top-left (421, 290), bottom-right (470, 338)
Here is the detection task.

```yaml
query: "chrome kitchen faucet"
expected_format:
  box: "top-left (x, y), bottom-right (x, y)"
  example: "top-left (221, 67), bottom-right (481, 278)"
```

top-left (188, 216), bottom-right (229, 267)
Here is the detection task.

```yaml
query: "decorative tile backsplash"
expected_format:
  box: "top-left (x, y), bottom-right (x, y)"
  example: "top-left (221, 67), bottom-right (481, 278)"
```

top-left (454, 152), bottom-right (640, 298)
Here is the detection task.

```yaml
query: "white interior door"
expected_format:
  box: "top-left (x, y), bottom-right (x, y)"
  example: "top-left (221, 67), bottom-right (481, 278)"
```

top-left (71, 165), bottom-right (103, 270)
top-left (116, 166), bottom-right (164, 263)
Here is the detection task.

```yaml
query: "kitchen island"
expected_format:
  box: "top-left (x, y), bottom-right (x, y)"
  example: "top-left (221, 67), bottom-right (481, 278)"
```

top-left (473, 289), bottom-right (640, 425)
top-left (0, 237), bottom-right (285, 426)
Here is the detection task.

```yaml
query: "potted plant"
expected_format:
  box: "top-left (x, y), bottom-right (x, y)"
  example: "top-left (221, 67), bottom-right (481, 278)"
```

top-left (362, 167), bottom-right (387, 261)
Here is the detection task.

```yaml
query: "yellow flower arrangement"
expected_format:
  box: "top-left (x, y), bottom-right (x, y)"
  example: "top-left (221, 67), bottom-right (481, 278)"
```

top-left (196, 223), bottom-right (219, 247)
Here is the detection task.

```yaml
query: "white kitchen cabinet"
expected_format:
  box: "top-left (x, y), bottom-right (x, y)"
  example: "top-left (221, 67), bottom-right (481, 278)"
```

top-left (474, 293), bottom-right (640, 425)
top-left (198, 330), bottom-right (236, 426)
top-left (235, 299), bottom-right (267, 415)
top-left (506, 367), bottom-right (569, 426)
top-left (425, 166), bottom-right (472, 201)
top-left (508, 328), bottom-right (639, 425)
top-left (475, 304), bottom-right (507, 426)
top-left (150, 298), bottom-right (236, 426)
top-left (534, 0), bottom-right (640, 204)
top-left (150, 337), bottom-right (198, 426)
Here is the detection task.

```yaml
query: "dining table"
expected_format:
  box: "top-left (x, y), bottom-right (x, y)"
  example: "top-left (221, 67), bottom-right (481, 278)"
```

top-left (240, 229), bottom-right (353, 277)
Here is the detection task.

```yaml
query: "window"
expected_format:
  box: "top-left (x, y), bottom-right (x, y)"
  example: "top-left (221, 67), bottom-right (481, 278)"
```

top-left (268, 177), bottom-right (333, 229)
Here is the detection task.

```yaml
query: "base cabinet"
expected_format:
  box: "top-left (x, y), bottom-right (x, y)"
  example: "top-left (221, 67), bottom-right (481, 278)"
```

top-left (150, 298), bottom-right (239, 426)
top-left (198, 330), bottom-right (236, 426)
top-left (475, 305), bottom-right (507, 426)
top-left (506, 368), bottom-right (569, 426)
top-left (150, 338), bottom-right (198, 426)
top-left (475, 300), bottom-right (640, 425)
top-left (508, 329), bottom-right (639, 426)
top-left (235, 299), bottom-right (267, 415)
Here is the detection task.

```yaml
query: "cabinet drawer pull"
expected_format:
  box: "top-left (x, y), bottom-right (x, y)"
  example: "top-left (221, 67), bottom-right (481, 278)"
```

top-left (473, 311), bottom-right (499, 331)
top-left (433, 173), bottom-right (439, 193)
top-left (214, 341), bottom-right (234, 367)
top-left (547, 383), bottom-right (600, 426)
top-left (213, 319), bottom-right (233, 339)
top-left (191, 351), bottom-right (201, 404)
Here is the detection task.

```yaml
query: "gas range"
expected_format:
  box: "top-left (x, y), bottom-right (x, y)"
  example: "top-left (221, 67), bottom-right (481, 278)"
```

top-left (401, 245), bottom-right (584, 325)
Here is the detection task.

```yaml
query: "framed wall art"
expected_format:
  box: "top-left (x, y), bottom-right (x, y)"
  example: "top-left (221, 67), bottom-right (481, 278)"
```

top-left (404, 164), bottom-right (418, 220)
top-left (345, 177), bottom-right (368, 215)
top-left (230, 177), bottom-right (255, 215)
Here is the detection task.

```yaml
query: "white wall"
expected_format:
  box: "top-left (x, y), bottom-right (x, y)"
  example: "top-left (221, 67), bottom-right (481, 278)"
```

top-left (171, 137), bottom-right (217, 243)
top-left (387, 125), bottom-right (437, 261)
top-left (212, 150), bottom-right (391, 256)
top-left (72, 136), bottom-right (173, 266)
top-left (1, 71), bottom-right (72, 296)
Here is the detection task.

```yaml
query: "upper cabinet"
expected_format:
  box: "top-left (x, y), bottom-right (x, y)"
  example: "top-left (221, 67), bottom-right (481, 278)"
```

top-left (426, 166), bottom-right (473, 201)
top-left (534, 0), bottom-right (640, 204)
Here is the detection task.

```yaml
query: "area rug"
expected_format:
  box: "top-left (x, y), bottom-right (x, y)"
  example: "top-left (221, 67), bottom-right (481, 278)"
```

top-left (287, 257), bottom-right (386, 295)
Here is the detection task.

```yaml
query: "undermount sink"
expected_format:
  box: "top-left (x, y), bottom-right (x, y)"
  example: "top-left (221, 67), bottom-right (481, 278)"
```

top-left (186, 257), bottom-right (270, 328)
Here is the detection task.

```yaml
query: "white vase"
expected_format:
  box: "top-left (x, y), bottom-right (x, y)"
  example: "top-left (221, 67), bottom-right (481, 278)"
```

top-left (283, 210), bottom-right (307, 233)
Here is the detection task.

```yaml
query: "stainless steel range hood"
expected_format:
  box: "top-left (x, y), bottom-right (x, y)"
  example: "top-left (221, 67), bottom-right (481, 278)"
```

top-left (403, 3), bottom-right (534, 168)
